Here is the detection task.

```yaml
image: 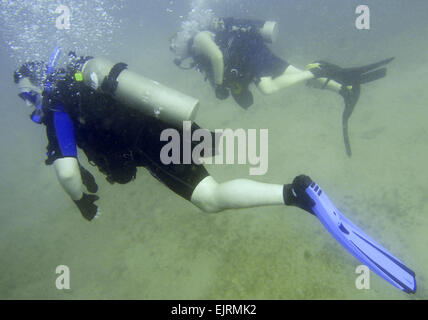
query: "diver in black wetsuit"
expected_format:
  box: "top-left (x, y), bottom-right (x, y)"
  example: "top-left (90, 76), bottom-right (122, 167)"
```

top-left (14, 50), bottom-right (320, 222)
top-left (170, 17), bottom-right (394, 155)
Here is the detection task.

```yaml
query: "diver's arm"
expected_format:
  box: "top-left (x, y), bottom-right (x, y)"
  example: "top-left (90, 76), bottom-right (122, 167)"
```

top-left (50, 107), bottom-right (100, 221)
top-left (54, 157), bottom-right (100, 221)
top-left (54, 157), bottom-right (84, 201)
top-left (190, 176), bottom-right (284, 213)
top-left (192, 31), bottom-right (224, 85)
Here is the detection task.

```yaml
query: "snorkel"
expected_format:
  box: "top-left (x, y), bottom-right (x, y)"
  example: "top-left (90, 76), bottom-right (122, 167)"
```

top-left (30, 46), bottom-right (62, 123)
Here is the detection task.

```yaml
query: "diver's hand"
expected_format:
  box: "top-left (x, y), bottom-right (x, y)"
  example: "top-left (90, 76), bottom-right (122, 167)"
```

top-left (74, 193), bottom-right (101, 221)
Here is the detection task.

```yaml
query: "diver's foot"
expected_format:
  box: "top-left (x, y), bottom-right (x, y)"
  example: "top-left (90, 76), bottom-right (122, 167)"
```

top-left (283, 175), bottom-right (316, 215)
top-left (306, 61), bottom-right (342, 80)
top-left (215, 84), bottom-right (230, 100)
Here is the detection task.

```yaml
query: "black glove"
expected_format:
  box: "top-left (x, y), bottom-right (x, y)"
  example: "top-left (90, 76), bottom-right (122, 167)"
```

top-left (74, 193), bottom-right (100, 221)
top-left (79, 164), bottom-right (98, 193)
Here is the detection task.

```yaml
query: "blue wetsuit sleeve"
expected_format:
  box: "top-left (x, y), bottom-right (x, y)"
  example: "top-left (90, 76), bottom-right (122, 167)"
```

top-left (53, 105), bottom-right (78, 158)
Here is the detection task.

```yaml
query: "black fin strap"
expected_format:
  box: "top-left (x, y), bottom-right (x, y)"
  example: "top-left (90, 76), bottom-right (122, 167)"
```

top-left (101, 62), bottom-right (128, 95)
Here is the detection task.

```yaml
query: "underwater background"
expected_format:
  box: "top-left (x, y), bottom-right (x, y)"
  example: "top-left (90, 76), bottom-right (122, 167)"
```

top-left (0, 0), bottom-right (427, 299)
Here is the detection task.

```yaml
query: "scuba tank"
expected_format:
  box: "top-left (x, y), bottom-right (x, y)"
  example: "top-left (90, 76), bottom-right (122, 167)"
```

top-left (259, 20), bottom-right (278, 43)
top-left (77, 57), bottom-right (200, 127)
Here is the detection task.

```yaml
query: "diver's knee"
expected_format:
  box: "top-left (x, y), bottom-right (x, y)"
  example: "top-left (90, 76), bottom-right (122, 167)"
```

top-left (190, 176), bottom-right (222, 213)
top-left (257, 77), bottom-right (276, 95)
top-left (198, 203), bottom-right (222, 214)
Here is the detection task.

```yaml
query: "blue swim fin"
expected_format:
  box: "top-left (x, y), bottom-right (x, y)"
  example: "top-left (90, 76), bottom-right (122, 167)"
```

top-left (288, 175), bottom-right (416, 293)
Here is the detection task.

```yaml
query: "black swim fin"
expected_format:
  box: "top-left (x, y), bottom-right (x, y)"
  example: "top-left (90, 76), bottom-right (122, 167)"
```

top-left (340, 84), bottom-right (361, 157)
top-left (308, 58), bottom-right (394, 157)
top-left (308, 57), bottom-right (394, 86)
top-left (359, 67), bottom-right (387, 84)
top-left (339, 58), bottom-right (393, 157)
top-left (335, 57), bottom-right (394, 86)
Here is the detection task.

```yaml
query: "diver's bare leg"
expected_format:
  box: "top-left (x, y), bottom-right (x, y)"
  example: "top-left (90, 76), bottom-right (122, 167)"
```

top-left (190, 176), bottom-right (284, 213)
top-left (257, 65), bottom-right (341, 95)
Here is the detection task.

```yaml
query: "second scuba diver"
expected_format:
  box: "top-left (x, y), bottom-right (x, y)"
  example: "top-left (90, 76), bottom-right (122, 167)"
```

top-left (170, 16), bottom-right (394, 156)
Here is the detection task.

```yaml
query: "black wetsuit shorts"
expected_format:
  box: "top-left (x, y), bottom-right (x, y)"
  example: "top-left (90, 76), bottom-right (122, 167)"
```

top-left (215, 27), bottom-right (289, 81)
top-left (133, 119), bottom-right (210, 201)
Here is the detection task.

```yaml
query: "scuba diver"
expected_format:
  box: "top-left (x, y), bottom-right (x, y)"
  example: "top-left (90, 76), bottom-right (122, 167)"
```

top-left (14, 48), bottom-right (307, 222)
top-left (170, 16), bottom-right (394, 156)
top-left (14, 48), bottom-right (415, 294)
